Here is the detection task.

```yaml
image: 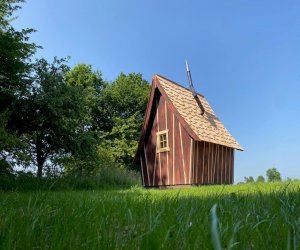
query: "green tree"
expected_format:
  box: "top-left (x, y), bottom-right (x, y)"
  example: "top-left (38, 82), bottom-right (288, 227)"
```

top-left (99, 73), bottom-right (150, 170)
top-left (11, 58), bottom-right (94, 177)
top-left (64, 64), bottom-right (105, 175)
top-left (266, 168), bottom-right (281, 182)
top-left (98, 73), bottom-right (149, 131)
top-left (0, 0), bottom-right (38, 168)
top-left (0, 0), bottom-right (37, 111)
top-left (256, 175), bottom-right (265, 183)
top-left (244, 176), bottom-right (254, 183)
top-left (65, 64), bottom-right (105, 130)
top-left (102, 113), bottom-right (142, 170)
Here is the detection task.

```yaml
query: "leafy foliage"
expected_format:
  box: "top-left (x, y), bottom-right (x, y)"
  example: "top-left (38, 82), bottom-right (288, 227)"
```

top-left (0, 0), bottom-right (37, 111)
top-left (266, 168), bottom-right (281, 182)
top-left (98, 73), bottom-right (149, 170)
top-left (101, 113), bottom-right (143, 170)
top-left (10, 58), bottom-right (101, 177)
top-left (0, 1), bottom-right (147, 182)
top-left (98, 73), bottom-right (149, 130)
top-left (256, 175), bottom-right (265, 182)
top-left (0, 0), bottom-right (38, 171)
top-left (65, 64), bottom-right (105, 130)
top-left (244, 176), bottom-right (254, 183)
top-left (62, 64), bottom-right (106, 175)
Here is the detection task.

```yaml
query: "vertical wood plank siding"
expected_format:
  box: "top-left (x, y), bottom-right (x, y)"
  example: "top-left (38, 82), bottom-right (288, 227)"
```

top-left (141, 91), bottom-right (234, 186)
top-left (191, 141), bottom-right (234, 185)
top-left (165, 101), bottom-right (170, 185)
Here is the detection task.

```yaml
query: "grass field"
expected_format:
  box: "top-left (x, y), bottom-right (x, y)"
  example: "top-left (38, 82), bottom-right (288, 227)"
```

top-left (0, 181), bottom-right (299, 249)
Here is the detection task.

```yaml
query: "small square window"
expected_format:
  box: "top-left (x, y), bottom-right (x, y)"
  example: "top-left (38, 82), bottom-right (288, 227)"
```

top-left (157, 130), bottom-right (169, 152)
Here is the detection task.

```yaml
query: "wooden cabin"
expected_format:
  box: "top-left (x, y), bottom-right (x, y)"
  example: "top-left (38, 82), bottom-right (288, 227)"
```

top-left (134, 74), bottom-right (243, 187)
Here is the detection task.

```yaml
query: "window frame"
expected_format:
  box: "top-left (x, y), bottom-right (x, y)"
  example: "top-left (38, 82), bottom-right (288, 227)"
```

top-left (156, 129), bottom-right (170, 153)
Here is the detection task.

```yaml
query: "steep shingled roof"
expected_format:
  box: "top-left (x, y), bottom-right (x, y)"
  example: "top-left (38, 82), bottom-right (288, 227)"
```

top-left (156, 75), bottom-right (243, 150)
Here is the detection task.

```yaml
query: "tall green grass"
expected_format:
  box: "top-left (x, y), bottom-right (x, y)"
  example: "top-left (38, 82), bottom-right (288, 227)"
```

top-left (0, 181), bottom-right (299, 249)
top-left (0, 167), bottom-right (141, 191)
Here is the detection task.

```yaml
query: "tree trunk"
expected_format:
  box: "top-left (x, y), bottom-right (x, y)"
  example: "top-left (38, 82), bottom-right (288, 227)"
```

top-left (36, 136), bottom-right (45, 178)
top-left (37, 159), bottom-right (43, 178)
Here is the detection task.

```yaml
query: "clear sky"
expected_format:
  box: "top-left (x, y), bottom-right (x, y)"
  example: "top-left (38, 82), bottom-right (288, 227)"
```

top-left (13, 0), bottom-right (300, 182)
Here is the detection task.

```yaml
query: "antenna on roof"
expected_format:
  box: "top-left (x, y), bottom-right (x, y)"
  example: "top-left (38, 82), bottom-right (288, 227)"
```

top-left (185, 60), bottom-right (205, 115)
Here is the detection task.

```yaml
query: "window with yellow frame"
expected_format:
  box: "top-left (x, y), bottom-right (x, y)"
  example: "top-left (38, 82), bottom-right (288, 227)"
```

top-left (156, 130), bottom-right (169, 152)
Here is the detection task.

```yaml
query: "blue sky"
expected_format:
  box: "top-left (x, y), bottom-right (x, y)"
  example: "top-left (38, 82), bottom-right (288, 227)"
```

top-left (13, 0), bottom-right (300, 182)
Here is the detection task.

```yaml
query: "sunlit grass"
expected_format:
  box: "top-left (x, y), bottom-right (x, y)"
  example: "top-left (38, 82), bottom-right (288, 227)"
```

top-left (0, 181), bottom-right (299, 249)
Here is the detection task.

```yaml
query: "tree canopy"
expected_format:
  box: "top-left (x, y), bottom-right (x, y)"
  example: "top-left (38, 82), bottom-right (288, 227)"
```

top-left (266, 168), bottom-right (281, 182)
top-left (244, 176), bottom-right (255, 183)
top-left (10, 58), bottom-right (100, 177)
top-left (0, 0), bottom-right (38, 169)
top-left (98, 73), bottom-right (149, 170)
top-left (256, 175), bottom-right (265, 183)
top-left (0, 1), bottom-right (150, 178)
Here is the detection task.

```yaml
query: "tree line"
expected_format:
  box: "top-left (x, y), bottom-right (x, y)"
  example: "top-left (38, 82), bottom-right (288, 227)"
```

top-left (0, 0), bottom-right (150, 181)
top-left (243, 167), bottom-right (296, 183)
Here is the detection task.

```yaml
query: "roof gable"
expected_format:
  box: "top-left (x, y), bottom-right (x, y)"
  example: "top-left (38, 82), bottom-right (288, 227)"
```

top-left (156, 75), bottom-right (243, 150)
top-left (134, 75), bottom-right (199, 163)
top-left (134, 74), bottom-right (242, 163)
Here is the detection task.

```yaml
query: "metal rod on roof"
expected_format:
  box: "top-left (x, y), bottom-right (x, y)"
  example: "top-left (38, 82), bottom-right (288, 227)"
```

top-left (185, 60), bottom-right (205, 115)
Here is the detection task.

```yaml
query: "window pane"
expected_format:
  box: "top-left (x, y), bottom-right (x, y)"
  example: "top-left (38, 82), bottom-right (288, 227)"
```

top-left (157, 132), bottom-right (168, 150)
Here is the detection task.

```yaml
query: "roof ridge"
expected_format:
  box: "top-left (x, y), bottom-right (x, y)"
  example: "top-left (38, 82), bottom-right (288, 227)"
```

top-left (155, 74), bottom-right (205, 98)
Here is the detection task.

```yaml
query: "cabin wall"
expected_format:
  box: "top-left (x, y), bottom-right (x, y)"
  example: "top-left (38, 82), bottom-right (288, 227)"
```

top-left (140, 91), bottom-right (194, 186)
top-left (139, 90), bottom-right (235, 187)
top-left (193, 142), bottom-right (234, 184)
